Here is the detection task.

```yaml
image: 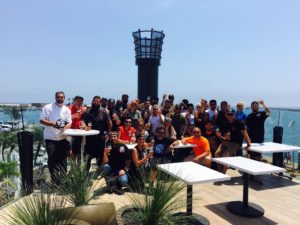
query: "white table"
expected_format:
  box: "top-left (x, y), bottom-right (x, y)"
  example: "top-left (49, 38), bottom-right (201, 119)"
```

top-left (63, 129), bottom-right (99, 164)
top-left (157, 162), bottom-right (230, 216)
top-left (125, 143), bottom-right (137, 150)
top-left (243, 142), bottom-right (300, 178)
top-left (174, 141), bottom-right (197, 149)
top-left (243, 142), bottom-right (300, 153)
top-left (213, 156), bottom-right (285, 217)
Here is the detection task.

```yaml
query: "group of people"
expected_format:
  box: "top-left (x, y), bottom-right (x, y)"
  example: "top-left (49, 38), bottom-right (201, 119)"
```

top-left (40, 92), bottom-right (270, 194)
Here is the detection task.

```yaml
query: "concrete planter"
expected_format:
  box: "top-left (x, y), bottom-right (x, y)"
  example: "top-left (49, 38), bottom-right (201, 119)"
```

top-left (61, 202), bottom-right (118, 225)
top-left (116, 205), bottom-right (210, 225)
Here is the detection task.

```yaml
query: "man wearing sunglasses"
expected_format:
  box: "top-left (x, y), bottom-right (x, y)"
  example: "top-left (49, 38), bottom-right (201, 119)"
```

top-left (215, 109), bottom-right (251, 173)
top-left (151, 125), bottom-right (178, 164)
top-left (117, 117), bottom-right (136, 144)
top-left (182, 127), bottom-right (212, 167)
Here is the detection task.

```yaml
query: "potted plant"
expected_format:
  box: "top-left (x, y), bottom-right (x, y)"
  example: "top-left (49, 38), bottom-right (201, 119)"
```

top-left (117, 168), bottom-right (194, 225)
top-left (54, 160), bottom-right (118, 225)
top-left (1, 193), bottom-right (82, 225)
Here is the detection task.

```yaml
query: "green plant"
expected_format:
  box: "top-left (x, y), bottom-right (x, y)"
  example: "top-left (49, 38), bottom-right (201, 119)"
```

top-left (125, 169), bottom-right (191, 225)
top-left (0, 161), bottom-right (19, 179)
top-left (54, 160), bottom-right (105, 207)
top-left (32, 125), bottom-right (45, 165)
top-left (1, 193), bottom-right (75, 225)
top-left (0, 131), bottom-right (18, 162)
top-left (3, 106), bottom-right (20, 122)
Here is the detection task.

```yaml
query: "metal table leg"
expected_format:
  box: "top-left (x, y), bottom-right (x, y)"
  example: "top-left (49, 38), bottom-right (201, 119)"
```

top-left (227, 172), bottom-right (264, 217)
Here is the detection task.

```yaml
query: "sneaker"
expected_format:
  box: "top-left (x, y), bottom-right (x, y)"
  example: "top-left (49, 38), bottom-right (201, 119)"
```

top-left (114, 187), bottom-right (125, 195)
top-left (106, 186), bottom-right (114, 194)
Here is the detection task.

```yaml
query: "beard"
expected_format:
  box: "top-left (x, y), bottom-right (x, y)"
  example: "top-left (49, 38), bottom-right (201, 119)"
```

top-left (56, 99), bottom-right (64, 106)
top-left (91, 104), bottom-right (100, 110)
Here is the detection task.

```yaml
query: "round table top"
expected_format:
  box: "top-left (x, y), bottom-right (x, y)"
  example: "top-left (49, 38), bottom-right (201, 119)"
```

top-left (63, 129), bottom-right (99, 137)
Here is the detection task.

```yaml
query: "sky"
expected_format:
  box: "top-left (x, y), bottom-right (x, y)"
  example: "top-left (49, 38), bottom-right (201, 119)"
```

top-left (1, 0), bottom-right (300, 107)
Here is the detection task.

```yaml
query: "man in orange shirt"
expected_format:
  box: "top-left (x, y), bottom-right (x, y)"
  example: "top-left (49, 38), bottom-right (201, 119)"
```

top-left (182, 127), bottom-right (212, 167)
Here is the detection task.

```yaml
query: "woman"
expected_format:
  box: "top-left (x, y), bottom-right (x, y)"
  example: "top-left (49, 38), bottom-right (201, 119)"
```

top-left (235, 101), bottom-right (246, 124)
top-left (122, 100), bottom-right (142, 129)
top-left (130, 134), bottom-right (152, 185)
top-left (135, 119), bottom-right (149, 140)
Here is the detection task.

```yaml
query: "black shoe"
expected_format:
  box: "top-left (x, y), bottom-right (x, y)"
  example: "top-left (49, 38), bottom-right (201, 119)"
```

top-left (106, 186), bottom-right (114, 194)
top-left (114, 187), bottom-right (125, 195)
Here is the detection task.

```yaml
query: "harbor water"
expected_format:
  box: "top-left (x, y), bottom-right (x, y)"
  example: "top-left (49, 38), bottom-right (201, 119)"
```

top-left (1, 108), bottom-right (300, 162)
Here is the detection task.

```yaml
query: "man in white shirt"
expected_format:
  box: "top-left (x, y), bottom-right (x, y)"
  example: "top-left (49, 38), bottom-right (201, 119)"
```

top-left (147, 104), bottom-right (164, 136)
top-left (40, 91), bottom-right (72, 184)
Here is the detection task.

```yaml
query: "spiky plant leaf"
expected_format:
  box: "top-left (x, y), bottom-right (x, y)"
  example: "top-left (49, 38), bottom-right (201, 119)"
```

top-left (54, 160), bottom-right (106, 207)
top-left (2, 193), bottom-right (75, 225)
top-left (125, 168), bottom-right (192, 225)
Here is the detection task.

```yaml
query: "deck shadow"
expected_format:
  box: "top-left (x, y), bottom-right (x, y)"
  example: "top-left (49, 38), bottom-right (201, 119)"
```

top-left (216, 173), bottom-right (299, 191)
top-left (205, 202), bottom-right (278, 225)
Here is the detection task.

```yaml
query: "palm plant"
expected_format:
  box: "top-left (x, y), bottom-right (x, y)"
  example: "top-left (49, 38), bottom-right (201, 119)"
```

top-left (124, 169), bottom-right (191, 225)
top-left (1, 193), bottom-right (75, 225)
top-left (54, 159), bottom-right (105, 207)
top-left (32, 125), bottom-right (45, 165)
top-left (0, 131), bottom-right (18, 162)
top-left (3, 106), bottom-right (21, 122)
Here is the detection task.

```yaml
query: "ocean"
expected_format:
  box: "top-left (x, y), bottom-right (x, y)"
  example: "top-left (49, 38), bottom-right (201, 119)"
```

top-left (1, 108), bottom-right (300, 162)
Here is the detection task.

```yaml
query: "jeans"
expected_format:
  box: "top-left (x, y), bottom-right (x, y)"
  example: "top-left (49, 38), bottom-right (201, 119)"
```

top-left (45, 139), bottom-right (70, 184)
top-left (102, 164), bottom-right (128, 186)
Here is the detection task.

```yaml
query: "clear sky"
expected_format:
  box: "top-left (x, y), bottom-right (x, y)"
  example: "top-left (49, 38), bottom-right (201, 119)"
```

top-left (1, 0), bottom-right (300, 107)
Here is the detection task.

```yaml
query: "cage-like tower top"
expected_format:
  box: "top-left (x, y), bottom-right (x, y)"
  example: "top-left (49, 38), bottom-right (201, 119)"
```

top-left (132, 29), bottom-right (165, 65)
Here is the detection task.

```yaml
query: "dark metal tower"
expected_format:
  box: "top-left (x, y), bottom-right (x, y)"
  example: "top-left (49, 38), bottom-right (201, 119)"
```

top-left (132, 29), bottom-right (165, 102)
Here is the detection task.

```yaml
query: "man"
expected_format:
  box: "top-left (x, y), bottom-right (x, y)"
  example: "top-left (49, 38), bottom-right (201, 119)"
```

top-left (182, 127), bottom-right (212, 167)
top-left (117, 117), bottom-right (136, 144)
top-left (216, 101), bottom-right (229, 133)
top-left (102, 131), bottom-right (130, 195)
top-left (205, 99), bottom-right (218, 121)
top-left (40, 91), bottom-right (72, 184)
top-left (107, 98), bottom-right (121, 131)
top-left (185, 103), bottom-right (195, 126)
top-left (246, 99), bottom-right (270, 160)
top-left (202, 120), bottom-right (221, 170)
top-left (215, 110), bottom-right (251, 173)
top-left (121, 94), bottom-right (129, 110)
top-left (82, 96), bottom-right (112, 171)
top-left (170, 104), bottom-right (186, 139)
top-left (141, 99), bottom-right (151, 124)
top-left (148, 104), bottom-right (164, 137)
top-left (152, 125), bottom-right (178, 164)
top-left (68, 96), bottom-right (85, 159)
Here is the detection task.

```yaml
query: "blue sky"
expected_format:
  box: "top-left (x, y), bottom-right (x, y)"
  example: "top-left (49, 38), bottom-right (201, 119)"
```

top-left (1, 0), bottom-right (300, 107)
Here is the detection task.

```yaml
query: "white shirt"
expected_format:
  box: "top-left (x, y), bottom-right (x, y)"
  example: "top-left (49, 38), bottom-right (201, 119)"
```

top-left (205, 108), bottom-right (218, 120)
top-left (40, 103), bottom-right (72, 141)
top-left (148, 114), bottom-right (164, 134)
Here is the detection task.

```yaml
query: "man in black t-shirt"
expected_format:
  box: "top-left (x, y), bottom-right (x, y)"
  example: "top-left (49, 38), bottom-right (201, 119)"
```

top-left (102, 131), bottom-right (130, 195)
top-left (82, 96), bottom-right (112, 170)
top-left (215, 110), bottom-right (251, 173)
top-left (152, 125), bottom-right (178, 163)
top-left (246, 100), bottom-right (270, 160)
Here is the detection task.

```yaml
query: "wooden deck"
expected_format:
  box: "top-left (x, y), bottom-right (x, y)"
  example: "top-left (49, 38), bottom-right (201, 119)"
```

top-left (97, 169), bottom-right (300, 225)
top-left (1, 169), bottom-right (299, 225)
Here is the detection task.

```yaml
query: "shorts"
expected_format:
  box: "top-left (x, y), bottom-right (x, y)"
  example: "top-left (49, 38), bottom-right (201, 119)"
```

top-left (215, 141), bottom-right (241, 156)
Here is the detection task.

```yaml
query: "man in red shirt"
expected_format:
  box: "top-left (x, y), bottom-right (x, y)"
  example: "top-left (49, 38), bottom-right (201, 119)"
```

top-left (68, 96), bottom-right (86, 159)
top-left (117, 117), bottom-right (136, 144)
top-left (182, 127), bottom-right (212, 167)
